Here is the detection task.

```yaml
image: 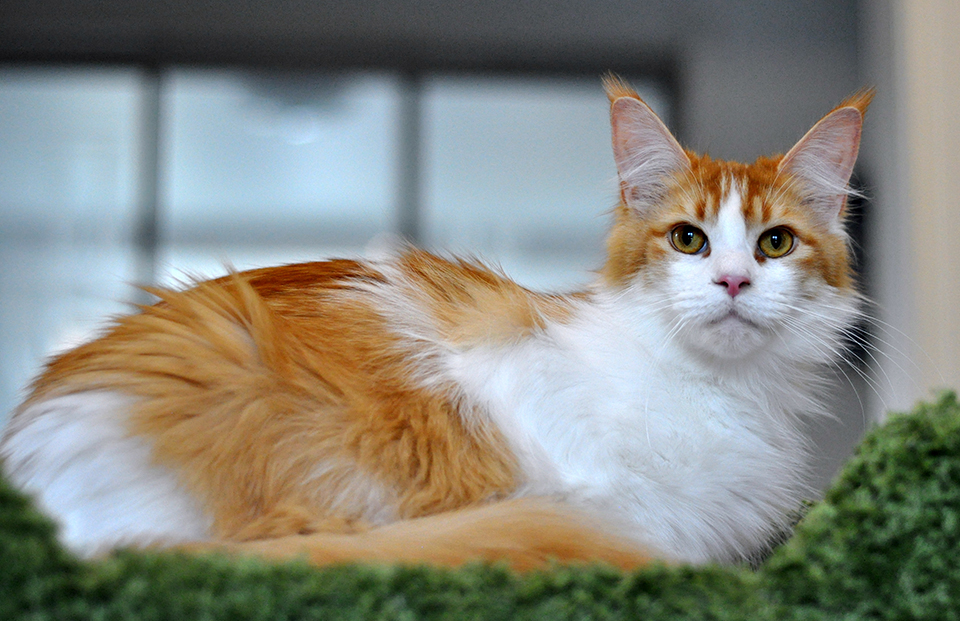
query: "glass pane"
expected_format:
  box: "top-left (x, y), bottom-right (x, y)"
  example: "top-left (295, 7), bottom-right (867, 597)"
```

top-left (158, 70), bottom-right (402, 285)
top-left (0, 67), bottom-right (144, 421)
top-left (421, 75), bottom-right (669, 291)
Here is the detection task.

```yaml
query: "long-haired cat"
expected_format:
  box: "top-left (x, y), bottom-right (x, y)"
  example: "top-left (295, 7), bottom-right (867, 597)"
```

top-left (0, 78), bottom-right (872, 571)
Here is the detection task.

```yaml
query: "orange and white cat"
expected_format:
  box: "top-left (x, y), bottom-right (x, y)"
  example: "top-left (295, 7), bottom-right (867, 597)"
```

top-left (1, 78), bottom-right (871, 571)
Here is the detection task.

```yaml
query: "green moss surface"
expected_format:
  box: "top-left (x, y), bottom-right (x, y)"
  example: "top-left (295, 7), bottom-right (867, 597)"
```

top-left (3, 392), bottom-right (959, 620)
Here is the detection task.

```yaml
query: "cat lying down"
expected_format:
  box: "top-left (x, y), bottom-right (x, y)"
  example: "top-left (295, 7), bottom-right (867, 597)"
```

top-left (1, 77), bottom-right (872, 570)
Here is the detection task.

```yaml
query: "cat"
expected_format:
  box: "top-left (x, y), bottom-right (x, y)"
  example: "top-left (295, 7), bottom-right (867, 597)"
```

top-left (0, 77), bottom-right (872, 571)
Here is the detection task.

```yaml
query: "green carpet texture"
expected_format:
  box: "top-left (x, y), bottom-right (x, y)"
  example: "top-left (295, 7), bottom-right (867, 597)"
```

top-left (3, 392), bottom-right (959, 620)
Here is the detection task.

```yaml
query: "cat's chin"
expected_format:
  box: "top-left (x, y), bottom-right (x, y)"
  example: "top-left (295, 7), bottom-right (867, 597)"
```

top-left (686, 311), bottom-right (772, 361)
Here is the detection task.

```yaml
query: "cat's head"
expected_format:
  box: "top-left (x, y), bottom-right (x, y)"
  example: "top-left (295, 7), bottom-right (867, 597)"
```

top-left (601, 76), bottom-right (873, 362)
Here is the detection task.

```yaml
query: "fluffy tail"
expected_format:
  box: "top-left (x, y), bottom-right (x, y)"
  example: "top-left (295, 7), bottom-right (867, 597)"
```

top-left (180, 499), bottom-right (658, 571)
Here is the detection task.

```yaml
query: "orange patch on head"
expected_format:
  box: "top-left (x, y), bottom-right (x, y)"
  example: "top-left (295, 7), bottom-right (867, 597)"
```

top-left (746, 162), bottom-right (855, 290)
top-left (601, 147), bottom-right (856, 292)
top-left (601, 78), bottom-right (865, 294)
top-left (602, 155), bottom-right (735, 286)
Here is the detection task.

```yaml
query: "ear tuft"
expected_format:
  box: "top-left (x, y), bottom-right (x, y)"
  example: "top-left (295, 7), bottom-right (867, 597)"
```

top-left (778, 91), bottom-right (872, 222)
top-left (602, 72), bottom-right (640, 103)
top-left (607, 78), bottom-right (689, 214)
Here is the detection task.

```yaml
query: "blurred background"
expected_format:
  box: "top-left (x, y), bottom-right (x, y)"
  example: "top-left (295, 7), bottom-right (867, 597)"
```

top-left (0, 0), bottom-right (957, 490)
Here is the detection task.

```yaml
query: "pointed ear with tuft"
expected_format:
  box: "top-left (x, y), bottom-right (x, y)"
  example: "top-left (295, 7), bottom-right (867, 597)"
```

top-left (610, 96), bottom-right (690, 215)
top-left (778, 104), bottom-right (866, 224)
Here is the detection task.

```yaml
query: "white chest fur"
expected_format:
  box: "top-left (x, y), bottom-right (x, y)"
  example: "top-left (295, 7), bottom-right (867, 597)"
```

top-left (446, 292), bottom-right (816, 564)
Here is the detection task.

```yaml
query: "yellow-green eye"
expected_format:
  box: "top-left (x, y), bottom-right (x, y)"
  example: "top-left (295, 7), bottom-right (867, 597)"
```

top-left (670, 225), bottom-right (708, 255)
top-left (758, 227), bottom-right (795, 258)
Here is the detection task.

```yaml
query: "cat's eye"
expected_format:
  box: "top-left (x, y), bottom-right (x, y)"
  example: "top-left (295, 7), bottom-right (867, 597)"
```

top-left (758, 227), bottom-right (795, 258)
top-left (670, 225), bottom-right (708, 255)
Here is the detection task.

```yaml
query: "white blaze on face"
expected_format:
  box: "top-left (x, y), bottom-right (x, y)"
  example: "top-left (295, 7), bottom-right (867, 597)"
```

top-left (710, 186), bottom-right (755, 291)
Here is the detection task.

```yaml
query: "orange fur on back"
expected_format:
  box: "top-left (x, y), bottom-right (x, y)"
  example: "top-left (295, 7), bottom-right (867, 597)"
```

top-left (30, 260), bottom-right (519, 540)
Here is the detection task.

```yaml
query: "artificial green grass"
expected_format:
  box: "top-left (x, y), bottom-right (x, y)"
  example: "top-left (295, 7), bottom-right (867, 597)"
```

top-left (3, 392), bottom-right (959, 620)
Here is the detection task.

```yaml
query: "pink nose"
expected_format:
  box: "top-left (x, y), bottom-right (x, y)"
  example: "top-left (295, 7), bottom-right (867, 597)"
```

top-left (716, 274), bottom-right (751, 297)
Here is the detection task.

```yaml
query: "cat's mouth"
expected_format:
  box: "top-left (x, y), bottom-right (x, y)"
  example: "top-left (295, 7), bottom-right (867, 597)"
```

top-left (710, 309), bottom-right (759, 329)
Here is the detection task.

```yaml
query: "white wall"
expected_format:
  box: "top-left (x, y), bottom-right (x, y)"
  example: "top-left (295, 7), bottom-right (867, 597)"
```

top-left (860, 0), bottom-right (960, 418)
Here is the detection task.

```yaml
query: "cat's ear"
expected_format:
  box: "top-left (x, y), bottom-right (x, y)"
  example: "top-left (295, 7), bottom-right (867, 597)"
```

top-left (606, 77), bottom-right (690, 215)
top-left (778, 89), bottom-right (874, 223)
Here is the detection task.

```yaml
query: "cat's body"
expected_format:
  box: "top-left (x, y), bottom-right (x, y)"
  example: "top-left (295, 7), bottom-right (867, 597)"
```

top-left (1, 79), bottom-right (872, 570)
